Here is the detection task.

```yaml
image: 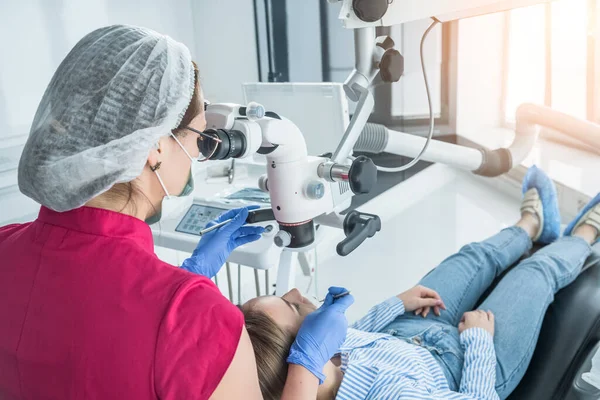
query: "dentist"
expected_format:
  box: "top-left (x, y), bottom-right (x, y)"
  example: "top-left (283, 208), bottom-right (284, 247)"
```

top-left (0, 25), bottom-right (352, 400)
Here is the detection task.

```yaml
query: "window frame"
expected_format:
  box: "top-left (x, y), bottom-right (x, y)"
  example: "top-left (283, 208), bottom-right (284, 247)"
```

top-left (502, 0), bottom-right (599, 127)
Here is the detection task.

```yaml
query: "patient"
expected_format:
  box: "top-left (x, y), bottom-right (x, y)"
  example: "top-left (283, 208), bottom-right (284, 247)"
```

top-left (242, 166), bottom-right (600, 400)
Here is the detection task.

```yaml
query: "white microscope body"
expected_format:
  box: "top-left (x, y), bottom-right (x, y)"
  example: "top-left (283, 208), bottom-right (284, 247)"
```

top-left (204, 103), bottom-right (379, 256)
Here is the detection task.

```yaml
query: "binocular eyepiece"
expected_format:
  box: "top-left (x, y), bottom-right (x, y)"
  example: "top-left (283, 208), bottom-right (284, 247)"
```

top-left (199, 128), bottom-right (248, 160)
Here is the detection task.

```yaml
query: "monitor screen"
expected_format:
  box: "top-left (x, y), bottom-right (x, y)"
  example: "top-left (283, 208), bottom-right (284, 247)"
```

top-left (175, 204), bottom-right (228, 236)
top-left (243, 83), bottom-right (349, 157)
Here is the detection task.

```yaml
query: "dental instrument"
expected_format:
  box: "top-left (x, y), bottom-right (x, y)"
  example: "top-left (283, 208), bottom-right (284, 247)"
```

top-left (320, 291), bottom-right (351, 303)
top-left (198, 208), bottom-right (275, 236)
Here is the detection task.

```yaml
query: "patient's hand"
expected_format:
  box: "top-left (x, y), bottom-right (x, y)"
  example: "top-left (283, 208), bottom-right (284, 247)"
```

top-left (458, 310), bottom-right (495, 337)
top-left (397, 285), bottom-right (446, 317)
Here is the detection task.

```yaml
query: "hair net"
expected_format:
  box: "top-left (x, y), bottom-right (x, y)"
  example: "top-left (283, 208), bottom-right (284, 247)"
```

top-left (18, 24), bottom-right (195, 212)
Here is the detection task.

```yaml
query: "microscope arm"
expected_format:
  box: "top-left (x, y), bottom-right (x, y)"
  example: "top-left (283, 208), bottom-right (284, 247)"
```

top-left (355, 104), bottom-right (600, 177)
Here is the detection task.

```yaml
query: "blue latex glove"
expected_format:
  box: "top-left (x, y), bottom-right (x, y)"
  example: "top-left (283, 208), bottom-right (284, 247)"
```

top-left (181, 206), bottom-right (265, 278)
top-left (287, 287), bottom-right (354, 383)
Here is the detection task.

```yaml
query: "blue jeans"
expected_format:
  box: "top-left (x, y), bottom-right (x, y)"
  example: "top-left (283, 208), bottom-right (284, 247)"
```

top-left (380, 227), bottom-right (592, 399)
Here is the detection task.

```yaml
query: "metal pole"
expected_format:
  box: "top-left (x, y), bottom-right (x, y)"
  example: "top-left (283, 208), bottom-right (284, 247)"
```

top-left (252, 0), bottom-right (264, 81)
top-left (238, 264), bottom-right (242, 304)
top-left (319, 0), bottom-right (331, 82)
top-left (226, 263), bottom-right (233, 303)
top-left (254, 269), bottom-right (261, 297)
top-left (265, 270), bottom-right (270, 295)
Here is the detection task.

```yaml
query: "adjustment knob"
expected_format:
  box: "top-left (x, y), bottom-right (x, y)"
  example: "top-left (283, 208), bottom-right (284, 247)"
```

top-left (379, 49), bottom-right (404, 83)
top-left (305, 181), bottom-right (326, 200)
top-left (376, 36), bottom-right (395, 51)
top-left (258, 175), bottom-right (269, 192)
top-left (274, 230), bottom-right (292, 248)
top-left (246, 102), bottom-right (265, 121)
top-left (352, 0), bottom-right (389, 23)
top-left (348, 156), bottom-right (377, 194)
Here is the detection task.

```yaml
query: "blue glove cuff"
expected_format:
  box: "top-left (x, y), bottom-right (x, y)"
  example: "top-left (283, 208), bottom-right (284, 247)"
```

top-left (180, 254), bottom-right (214, 279)
top-left (287, 348), bottom-right (326, 385)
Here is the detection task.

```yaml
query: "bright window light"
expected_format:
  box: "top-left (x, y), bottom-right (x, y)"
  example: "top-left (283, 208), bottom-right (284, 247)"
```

top-left (551, 0), bottom-right (588, 120)
top-left (505, 0), bottom-right (590, 123)
top-left (505, 4), bottom-right (546, 123)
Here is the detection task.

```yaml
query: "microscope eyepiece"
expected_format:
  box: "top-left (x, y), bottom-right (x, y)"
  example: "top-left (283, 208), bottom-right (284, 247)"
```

top-left (199, 128), bottom-right (248, 160)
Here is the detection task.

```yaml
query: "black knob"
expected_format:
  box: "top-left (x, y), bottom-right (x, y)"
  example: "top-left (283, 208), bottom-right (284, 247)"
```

top-left (380, 49), bottom-right (404, 83)
top-left (376, 36), bottom-right (395, 51)
top-left (352, 0), bottom-right (388, 23)
top-left (348, 156), bottom-right (377, 194)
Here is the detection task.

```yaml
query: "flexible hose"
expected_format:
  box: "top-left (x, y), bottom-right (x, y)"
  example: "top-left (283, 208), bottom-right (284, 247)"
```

top-left (354, 123), bottom-right (389, 153)
top-left (371, 18), bottom-right (440, 173)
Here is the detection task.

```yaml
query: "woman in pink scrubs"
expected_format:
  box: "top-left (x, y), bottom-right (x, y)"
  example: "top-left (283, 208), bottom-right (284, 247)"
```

top-left (0, 25), bottom-right (353, 399)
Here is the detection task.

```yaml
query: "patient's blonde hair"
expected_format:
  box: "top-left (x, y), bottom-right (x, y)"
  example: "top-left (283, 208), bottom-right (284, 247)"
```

top-left (241, 306), bottom-right (295, 400)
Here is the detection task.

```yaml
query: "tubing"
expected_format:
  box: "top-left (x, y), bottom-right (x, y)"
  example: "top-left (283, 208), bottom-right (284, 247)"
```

top-left (516, 103), bottom-right (600, 151)
top-left (355, 123), bottom-right (484, 172)
top-left (355, 104), bottom-right (600, 177)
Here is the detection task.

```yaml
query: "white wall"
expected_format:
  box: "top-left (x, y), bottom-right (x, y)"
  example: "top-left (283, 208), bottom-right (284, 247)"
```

top-left (0, 0), bottom-right (198, 141)
top-left (454, 12), bottom-right (506, 137)
top-left (323, 1), bottom-right (355, 83)
top-left (190, 0), bottom-right (259, 103)
top-left (0, 0), bottom-right (258, 224)
top-left (287, 0), bottom-right (323, 82)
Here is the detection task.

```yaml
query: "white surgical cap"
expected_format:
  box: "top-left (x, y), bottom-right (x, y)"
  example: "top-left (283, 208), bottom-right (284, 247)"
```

top-left (18, 24), bottom-right (195, 212)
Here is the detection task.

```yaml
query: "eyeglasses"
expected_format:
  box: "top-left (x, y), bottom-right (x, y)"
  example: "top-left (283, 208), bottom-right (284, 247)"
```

top-left (184, 126), bottom-right (222, 162)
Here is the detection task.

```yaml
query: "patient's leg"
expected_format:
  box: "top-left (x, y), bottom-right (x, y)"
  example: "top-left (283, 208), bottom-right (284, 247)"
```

top-left (417, 219), bottom-right (534, 326)
top-left (479, 225), bottom-right (595, 399)
top-left (417, 165), bottom-right (560, 326)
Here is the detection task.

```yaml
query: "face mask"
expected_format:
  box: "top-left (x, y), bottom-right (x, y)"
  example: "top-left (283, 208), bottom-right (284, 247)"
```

top-left (146, 134), bottom-right (199, 225)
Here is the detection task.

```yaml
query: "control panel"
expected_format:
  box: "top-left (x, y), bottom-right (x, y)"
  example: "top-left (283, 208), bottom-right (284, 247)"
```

top-left (151, 188), bottom-right (283, 270)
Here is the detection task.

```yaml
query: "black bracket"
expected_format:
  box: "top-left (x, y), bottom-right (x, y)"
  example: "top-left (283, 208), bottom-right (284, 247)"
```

top-left (336, 211), bottom-right (382, 257)
top-left (245, 208), bottom-right (276, 224)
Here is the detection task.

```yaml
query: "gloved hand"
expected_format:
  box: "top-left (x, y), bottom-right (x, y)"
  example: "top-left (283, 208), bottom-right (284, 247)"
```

top-left (287, 287), bottom-right (354, 383)
top-left (181, 206), bottom-right (265, 278)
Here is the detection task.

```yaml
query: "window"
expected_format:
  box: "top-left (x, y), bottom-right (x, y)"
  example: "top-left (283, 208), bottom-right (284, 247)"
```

top-left (504, 0), bottom-right (595, 123)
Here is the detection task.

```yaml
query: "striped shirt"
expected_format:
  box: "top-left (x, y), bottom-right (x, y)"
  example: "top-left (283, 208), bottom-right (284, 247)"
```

top-left (336, 297), bottom-right (499, 400)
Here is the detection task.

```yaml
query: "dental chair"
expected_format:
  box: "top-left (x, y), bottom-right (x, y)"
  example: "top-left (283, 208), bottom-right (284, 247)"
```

top-left (475, 247), bottom-right (600, 400)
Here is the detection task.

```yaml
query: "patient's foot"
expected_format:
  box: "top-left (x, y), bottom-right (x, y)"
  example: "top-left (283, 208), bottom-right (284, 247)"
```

top-left (517, 212), bottom-right (541, 240)
top-left (520, 165), bottom-right (561, 244)
top-left (573, 224), bottom-right (599, 245)
top-left (565, 193), bottom-right (600, 245)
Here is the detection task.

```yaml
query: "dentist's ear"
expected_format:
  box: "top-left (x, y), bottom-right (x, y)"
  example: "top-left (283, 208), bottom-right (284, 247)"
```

top-left (147, 137), bottom-right (171, 167)
top-left (157, 136), bottom-right (172, 154)
top-left (147, 144), bottom-right (160, 168)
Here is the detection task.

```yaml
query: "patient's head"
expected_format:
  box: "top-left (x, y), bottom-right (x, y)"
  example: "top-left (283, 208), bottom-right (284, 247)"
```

top-left (242, 304), bottom-right (296, 400)
top-left (242, 289), bottom-right (339, 400)
top-left (244, 288), bottom-right (317, 334)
